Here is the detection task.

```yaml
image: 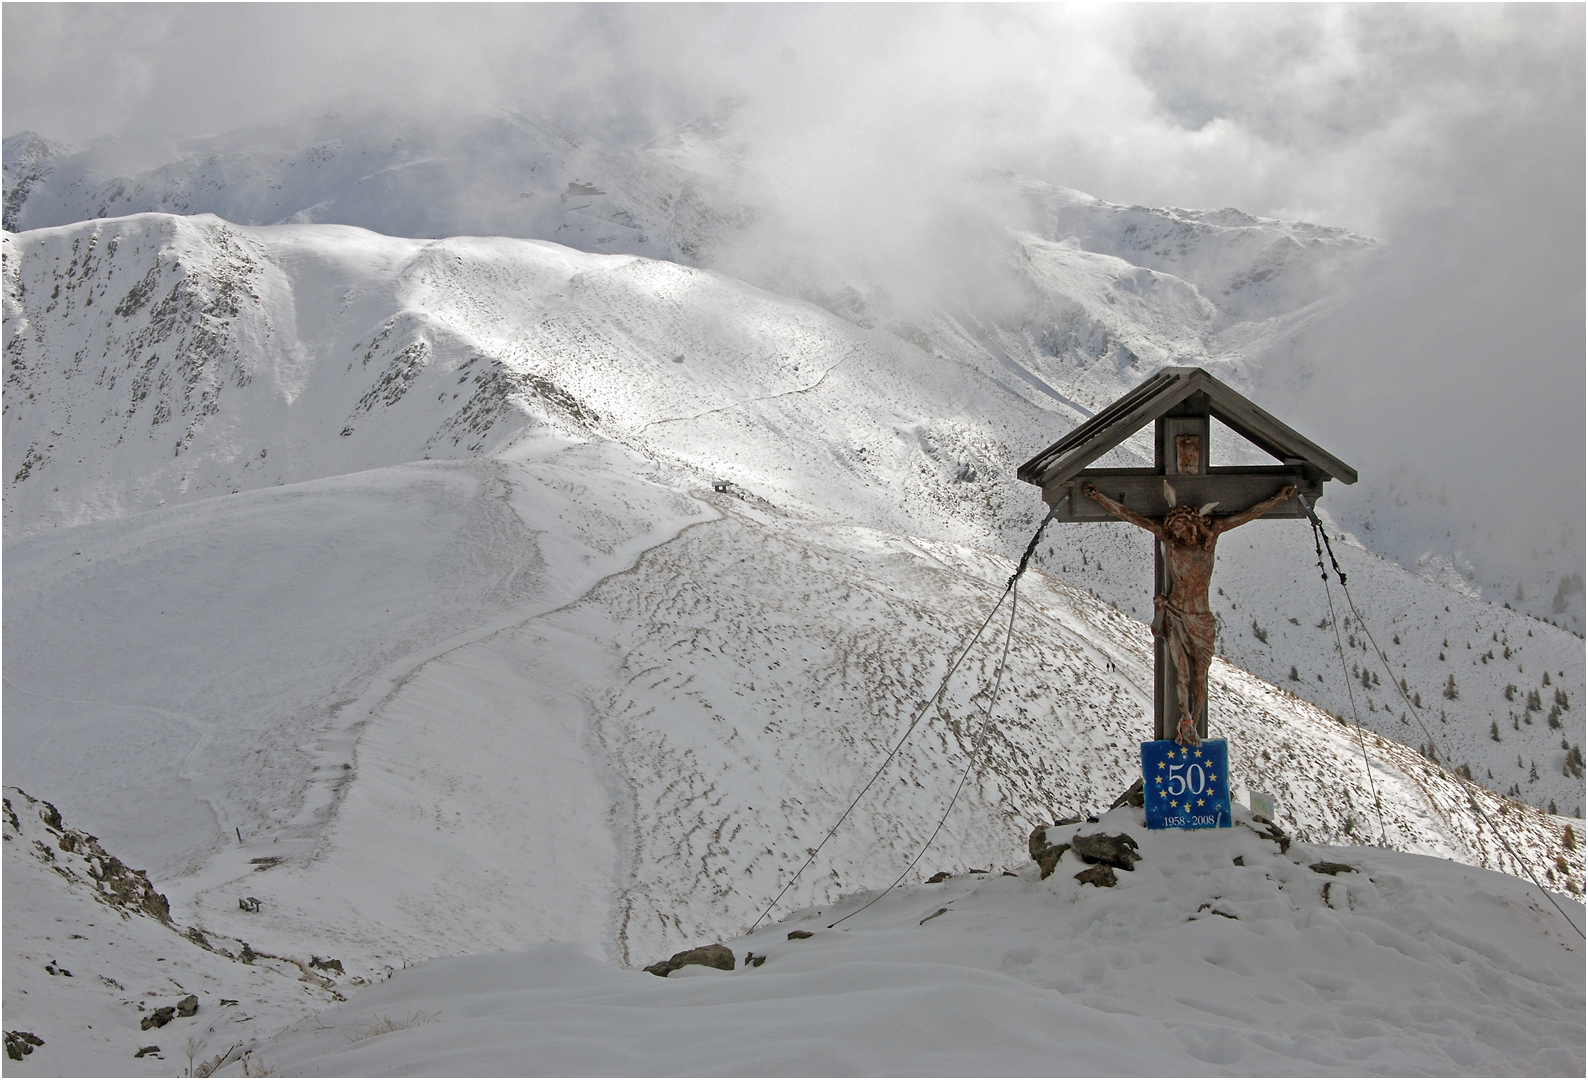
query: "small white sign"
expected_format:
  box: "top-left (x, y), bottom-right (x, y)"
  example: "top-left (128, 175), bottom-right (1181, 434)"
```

top-left (1249, 790), bottom-right (1276, 823)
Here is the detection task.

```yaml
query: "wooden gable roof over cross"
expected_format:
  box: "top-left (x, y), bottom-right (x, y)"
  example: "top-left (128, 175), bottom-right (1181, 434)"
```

top-left (1018, 367), bottom-right (1356, 522)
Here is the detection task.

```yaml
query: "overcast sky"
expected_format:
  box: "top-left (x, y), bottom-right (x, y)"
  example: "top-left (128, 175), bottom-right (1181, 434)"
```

top-left (5, 3), bottom-right (1584, 572)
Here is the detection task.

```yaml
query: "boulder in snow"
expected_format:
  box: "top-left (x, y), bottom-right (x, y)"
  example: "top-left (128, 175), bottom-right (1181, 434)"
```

top-left (1071, 832), bottom-right (1141, 871)
top-left (643, 943), bottom-right (736, 977)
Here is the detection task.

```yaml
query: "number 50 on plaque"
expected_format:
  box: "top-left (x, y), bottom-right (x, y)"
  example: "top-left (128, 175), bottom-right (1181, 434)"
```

top-left (1142, 739), bottom-right (1232, 830)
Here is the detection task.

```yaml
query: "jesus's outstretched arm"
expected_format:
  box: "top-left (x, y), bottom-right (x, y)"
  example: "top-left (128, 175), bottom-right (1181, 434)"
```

top-left (1081, 482), bottom-right (1164, 538)
top-left (1210, 484), bottom-right (1298, 535)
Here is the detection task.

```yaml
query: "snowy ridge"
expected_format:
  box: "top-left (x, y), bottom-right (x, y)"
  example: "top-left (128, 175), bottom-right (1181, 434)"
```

top-left (0, 105), bottom-right (747, 266)
top-left (4, 449), bottom-right (1580, 969)
top-left (5, 213), bottom-right (1581, 817)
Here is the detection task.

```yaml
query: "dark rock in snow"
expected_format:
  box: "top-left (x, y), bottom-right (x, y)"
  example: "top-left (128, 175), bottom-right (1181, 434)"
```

top-left (926, 871), bottom-right (952, 883)
top-left (1246, 819), bottom-right (1292, 853)
top-left (1109, 778), bottom-right (1145, 809)
top-left (643, 942), bottom-right (735, 977)
top-left (1071, 832), bottom-right (1140, 871)
top-left (176, 994), bottom-right (199, 1017)
top-left (744, 952), bottom-right (766, 967)
top-left (1029, 823), bottom-right (1072, 880)
top-left (1037, 845), bottom-right (1069, 880)
top-left (1309, 861), bottom-right (1357, 876)
top-left (786, 930), bottom-right (814, 940)
top-left (5, 1031), bottom-right (44, 1061)
top-left (1075, 864), bottom-right (1118, 888)
top-left (134, 1045), bottom-right (161, 1059)
top-left (141, 1007), bottom-right (176, 1030)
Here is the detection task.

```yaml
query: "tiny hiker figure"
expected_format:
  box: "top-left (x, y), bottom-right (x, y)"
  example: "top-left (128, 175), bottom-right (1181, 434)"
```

top-left (1080, 479), bottom-right (1297, 746)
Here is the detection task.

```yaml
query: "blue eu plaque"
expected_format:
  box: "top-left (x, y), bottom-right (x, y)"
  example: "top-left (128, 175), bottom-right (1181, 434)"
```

top-left (1142, 739), bottom-right (1231, 830)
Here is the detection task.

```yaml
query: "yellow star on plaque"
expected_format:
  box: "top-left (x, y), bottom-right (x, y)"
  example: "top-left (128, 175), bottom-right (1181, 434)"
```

top-left (1197, 798), bottom-right (1205, 807)
top-left (1209, 773), bottom-right (1219, 783)
top-left (1169, 800), bottom-right (1178, 809)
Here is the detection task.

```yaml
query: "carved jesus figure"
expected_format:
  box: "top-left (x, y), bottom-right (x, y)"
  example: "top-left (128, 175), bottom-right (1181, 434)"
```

top-left (1080, 480), bottom-right (1298, 746)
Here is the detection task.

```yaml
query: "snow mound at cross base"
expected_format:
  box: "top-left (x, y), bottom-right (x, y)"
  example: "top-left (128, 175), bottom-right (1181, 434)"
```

top-left (258, 804), bottom-right (1584, 1077)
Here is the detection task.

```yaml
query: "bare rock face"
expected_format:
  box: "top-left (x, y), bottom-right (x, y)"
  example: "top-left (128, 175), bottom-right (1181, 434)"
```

top-left (1070, 832), bottom-right (1141, 872)
top-left (643, 943), bottom-right (736, 977)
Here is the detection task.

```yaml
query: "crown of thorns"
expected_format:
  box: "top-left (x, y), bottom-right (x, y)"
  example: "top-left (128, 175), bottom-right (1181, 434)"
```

top-left (1163, 505), bottom-right (1208, 530)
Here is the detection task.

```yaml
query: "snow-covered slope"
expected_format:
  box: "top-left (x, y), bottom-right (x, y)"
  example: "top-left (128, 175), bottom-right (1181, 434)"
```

top-left (5, 452), bottom-right (1583, 1073)
top-left (256, 804), bottom-right (1585, 1077)
top-left (4, 436), bottom-right (1581, 974)
top-left (3, 788), bottom-right (343, 1077)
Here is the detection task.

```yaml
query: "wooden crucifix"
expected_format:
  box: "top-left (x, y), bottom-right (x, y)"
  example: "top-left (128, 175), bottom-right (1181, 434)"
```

top-left (1018, 367), bottom-right (1357, 745)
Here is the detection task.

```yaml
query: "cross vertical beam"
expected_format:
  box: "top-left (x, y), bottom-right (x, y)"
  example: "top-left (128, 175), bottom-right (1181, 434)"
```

top-left (1153, 402), bottom-right (1211, 741)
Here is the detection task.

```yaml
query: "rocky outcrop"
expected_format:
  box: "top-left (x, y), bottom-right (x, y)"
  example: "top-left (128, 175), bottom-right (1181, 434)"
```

top-left (3, 789), bottom-right (170, 922)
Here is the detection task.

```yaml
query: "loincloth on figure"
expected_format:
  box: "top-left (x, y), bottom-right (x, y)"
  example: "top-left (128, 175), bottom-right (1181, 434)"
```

top-left (1151, 595), bottom-right (1216, 664)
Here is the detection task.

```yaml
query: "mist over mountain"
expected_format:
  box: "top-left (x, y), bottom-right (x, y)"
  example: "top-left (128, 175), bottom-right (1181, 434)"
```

top-left (3, 8), bottom-right (1582, 1072)
top-left (6, 93), bottom-right (1581, 631)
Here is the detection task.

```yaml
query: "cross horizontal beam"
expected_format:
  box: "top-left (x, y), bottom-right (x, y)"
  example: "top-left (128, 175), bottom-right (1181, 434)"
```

top-left (1043, 467), bottom-right (1318, 523)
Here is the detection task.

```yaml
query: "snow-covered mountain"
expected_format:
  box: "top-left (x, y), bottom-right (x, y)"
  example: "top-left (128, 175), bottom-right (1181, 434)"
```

top-left (0, 103), bottom-right (746, 267)
top-left (4, 107), bottom-right (1583, 1074)
top-left (11, 102), bottom-right (1575, 637)
top-left (5, 212), bottom-right (1580, 817)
